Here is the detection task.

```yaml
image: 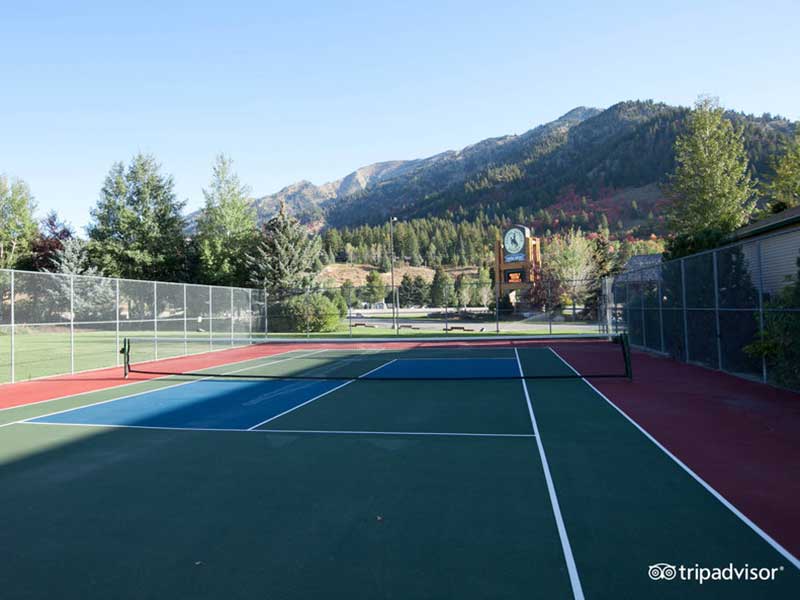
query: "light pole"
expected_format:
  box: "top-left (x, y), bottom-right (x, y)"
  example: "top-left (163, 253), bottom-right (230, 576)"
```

top-left (389, 217), bottom-right (398, 332)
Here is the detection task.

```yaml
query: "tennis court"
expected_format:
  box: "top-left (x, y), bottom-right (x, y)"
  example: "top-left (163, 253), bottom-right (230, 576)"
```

top-left (0, 337), bottom-right (797, 599)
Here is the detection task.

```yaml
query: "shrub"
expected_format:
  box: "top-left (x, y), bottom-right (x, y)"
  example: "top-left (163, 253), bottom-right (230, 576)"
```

top-left (281, 293), bottom-right (340, 333)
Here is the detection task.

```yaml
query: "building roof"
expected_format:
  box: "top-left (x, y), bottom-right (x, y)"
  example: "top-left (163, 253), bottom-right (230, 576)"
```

top-left (615, 253), bottom-right (663, 282)
top-left (728, 205), bottom-right (800, 242)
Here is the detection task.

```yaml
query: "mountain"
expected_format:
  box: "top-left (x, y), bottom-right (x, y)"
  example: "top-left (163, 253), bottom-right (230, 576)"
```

top-left (190, 101), bottom-right (795, 230)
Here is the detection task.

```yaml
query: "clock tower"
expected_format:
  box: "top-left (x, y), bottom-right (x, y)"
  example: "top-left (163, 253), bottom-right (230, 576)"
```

top-left (495, 224), bottom-right (541, 302)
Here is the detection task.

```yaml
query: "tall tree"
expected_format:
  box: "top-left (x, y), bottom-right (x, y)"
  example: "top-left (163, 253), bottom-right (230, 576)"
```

top-left (363, 270), bottom-right (386, 305)
top-left (247, 201), bottom-right (321, 296)
top-left (87, 154), bottom-right (187, 280)
top-left (543, 228), bottom-right (597, 319)
top-left (429, 267), bottom-right (454, 307)
top-left (666, 97), bottom-right (755, 257)
top-left (28, 211), bottom-right (73, 271)
top-left (0, 175), bottom-right (38, 269)
top-left (763, 128), bottom-right (800, 213)
top-left (195, 155), bottom-right (258, 286)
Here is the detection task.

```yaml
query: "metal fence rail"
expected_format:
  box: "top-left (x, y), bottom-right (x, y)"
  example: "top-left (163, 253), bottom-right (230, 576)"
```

top-left (609, 227), bottom-right (800, 391)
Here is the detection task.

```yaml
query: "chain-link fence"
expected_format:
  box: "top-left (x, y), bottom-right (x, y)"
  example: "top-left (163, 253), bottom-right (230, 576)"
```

top-left (0, 268), bottom-right (615, 384)
top-left (0, 270), bottom-right (264, 384)
top-left (608, 227), bottom-right (800, 391)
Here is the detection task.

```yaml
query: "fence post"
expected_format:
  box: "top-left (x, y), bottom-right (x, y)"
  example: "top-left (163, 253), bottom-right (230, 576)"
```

top-left (495, 282), bottom-right (500, 334)
top-left (69, 275), bottom-right (75, 374)
top-left (266, 289), bottom-right (271, 338)
top-left (756, 241), bottom-right (767, 383)
top-left (348, 288), bottom-right (353, 337)
top-left (230, 288), bottom-right (234, 346)
top-left (248, 289), bottom-right (252, 344)
top-left (115, 279), bottom-right (120, 366)
top-left (712, 250), bottom-right (723, 370)
top-left (639, 271), bottom-right (647, 349)
top-left (657, 278), bottom-right (665, 353)
top-left (208, 286), bottom-right (213, 351)
top-left (680, 258), bottom-right (690, 362)
top-left (153, 281), bottom-right (158, 359)
top-left (183, 284), bottom-right (188, 356)
top-left (10, 270), bottom-right (15, 383)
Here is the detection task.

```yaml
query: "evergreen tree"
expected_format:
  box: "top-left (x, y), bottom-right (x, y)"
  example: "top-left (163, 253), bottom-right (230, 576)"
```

top-left (340, 279), bottom-right (356, 305)
top-left (363, 270), bottom-right (386, 305)
top-left (398, 273), bottom-right (415, 307)
top-left (430, 268), bottom-right (454, 307)
top-left (195, 155), bottom-right (258, 286)
top-left (763, 128), bottom-right (800, 213)
top-left (247, 201), bottom-right (321, 296)
top-left (0, 175), bottom-right (38, 269)
top-left (666, 97), bottom-right (755, 258)
top-left (411, 275), bottom-right (430, 306)
top-left (379, 251), bottom-right (392, 273)
top-left (87, 154), bottom-right (187, 280)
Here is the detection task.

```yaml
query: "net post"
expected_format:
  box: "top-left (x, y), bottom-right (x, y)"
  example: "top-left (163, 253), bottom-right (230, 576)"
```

top-left (620, 333), bottom-right (632, 380)
top-left (121, 337), bottom-right (130, 379)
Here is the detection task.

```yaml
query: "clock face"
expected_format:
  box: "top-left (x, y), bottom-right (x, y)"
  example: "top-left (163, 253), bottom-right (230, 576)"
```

top-left (504, 228), bottom-right (525, 254)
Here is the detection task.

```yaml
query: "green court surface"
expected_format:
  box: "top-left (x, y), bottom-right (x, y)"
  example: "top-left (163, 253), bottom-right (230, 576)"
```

top-left (0, 346), bottom-right (797, 599)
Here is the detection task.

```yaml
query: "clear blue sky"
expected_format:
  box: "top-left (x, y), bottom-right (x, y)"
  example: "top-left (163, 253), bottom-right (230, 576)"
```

top-left (2, 0), bottom-right (798, 231)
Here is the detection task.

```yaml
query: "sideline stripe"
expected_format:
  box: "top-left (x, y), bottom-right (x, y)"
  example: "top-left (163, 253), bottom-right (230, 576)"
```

top-left (17, 350), bottom-right (326, 427)
top-left (0, 347), bottom-right (310, 414)
top-left (245, 359), bottom-right (398, 430)
top-left (548, 347), bottom-right (800, 571)
top-left (19, 421), bottom-right (535, 438)
top-left (514, 348), bottom-right (585, 600)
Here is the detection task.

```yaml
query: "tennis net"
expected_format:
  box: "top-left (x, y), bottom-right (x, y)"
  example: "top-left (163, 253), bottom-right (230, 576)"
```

top-left (121, 334), bottom-right (632, 381)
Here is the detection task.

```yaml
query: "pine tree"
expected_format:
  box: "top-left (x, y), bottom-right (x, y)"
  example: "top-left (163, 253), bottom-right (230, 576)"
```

top-left (247, 201), bottom-right (321, 297)
top-left (87, 154), bottom-right (187, 280)
top-left (430, 268), bottom-right (454, 307)
top-left (363, 270), bottom-right (386, 305)
top-left (398, 273), bottom-right (415, 307)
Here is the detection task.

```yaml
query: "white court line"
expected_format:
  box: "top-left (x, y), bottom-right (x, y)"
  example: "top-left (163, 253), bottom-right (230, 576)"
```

top-left (15, 350), bottom-right (327, 427)
top-left (245, 359), bottom-right (398, 431)
top-left (20, 421), bottom-right (536, 438)
top-left (255, 429), bottom-right (536, 438)
top-left (514, 348), bottom-right (585, 600)
top-left (0, 347), bottom-right (310, 414)
top-left (547, 347), bottom-right (800, 571)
